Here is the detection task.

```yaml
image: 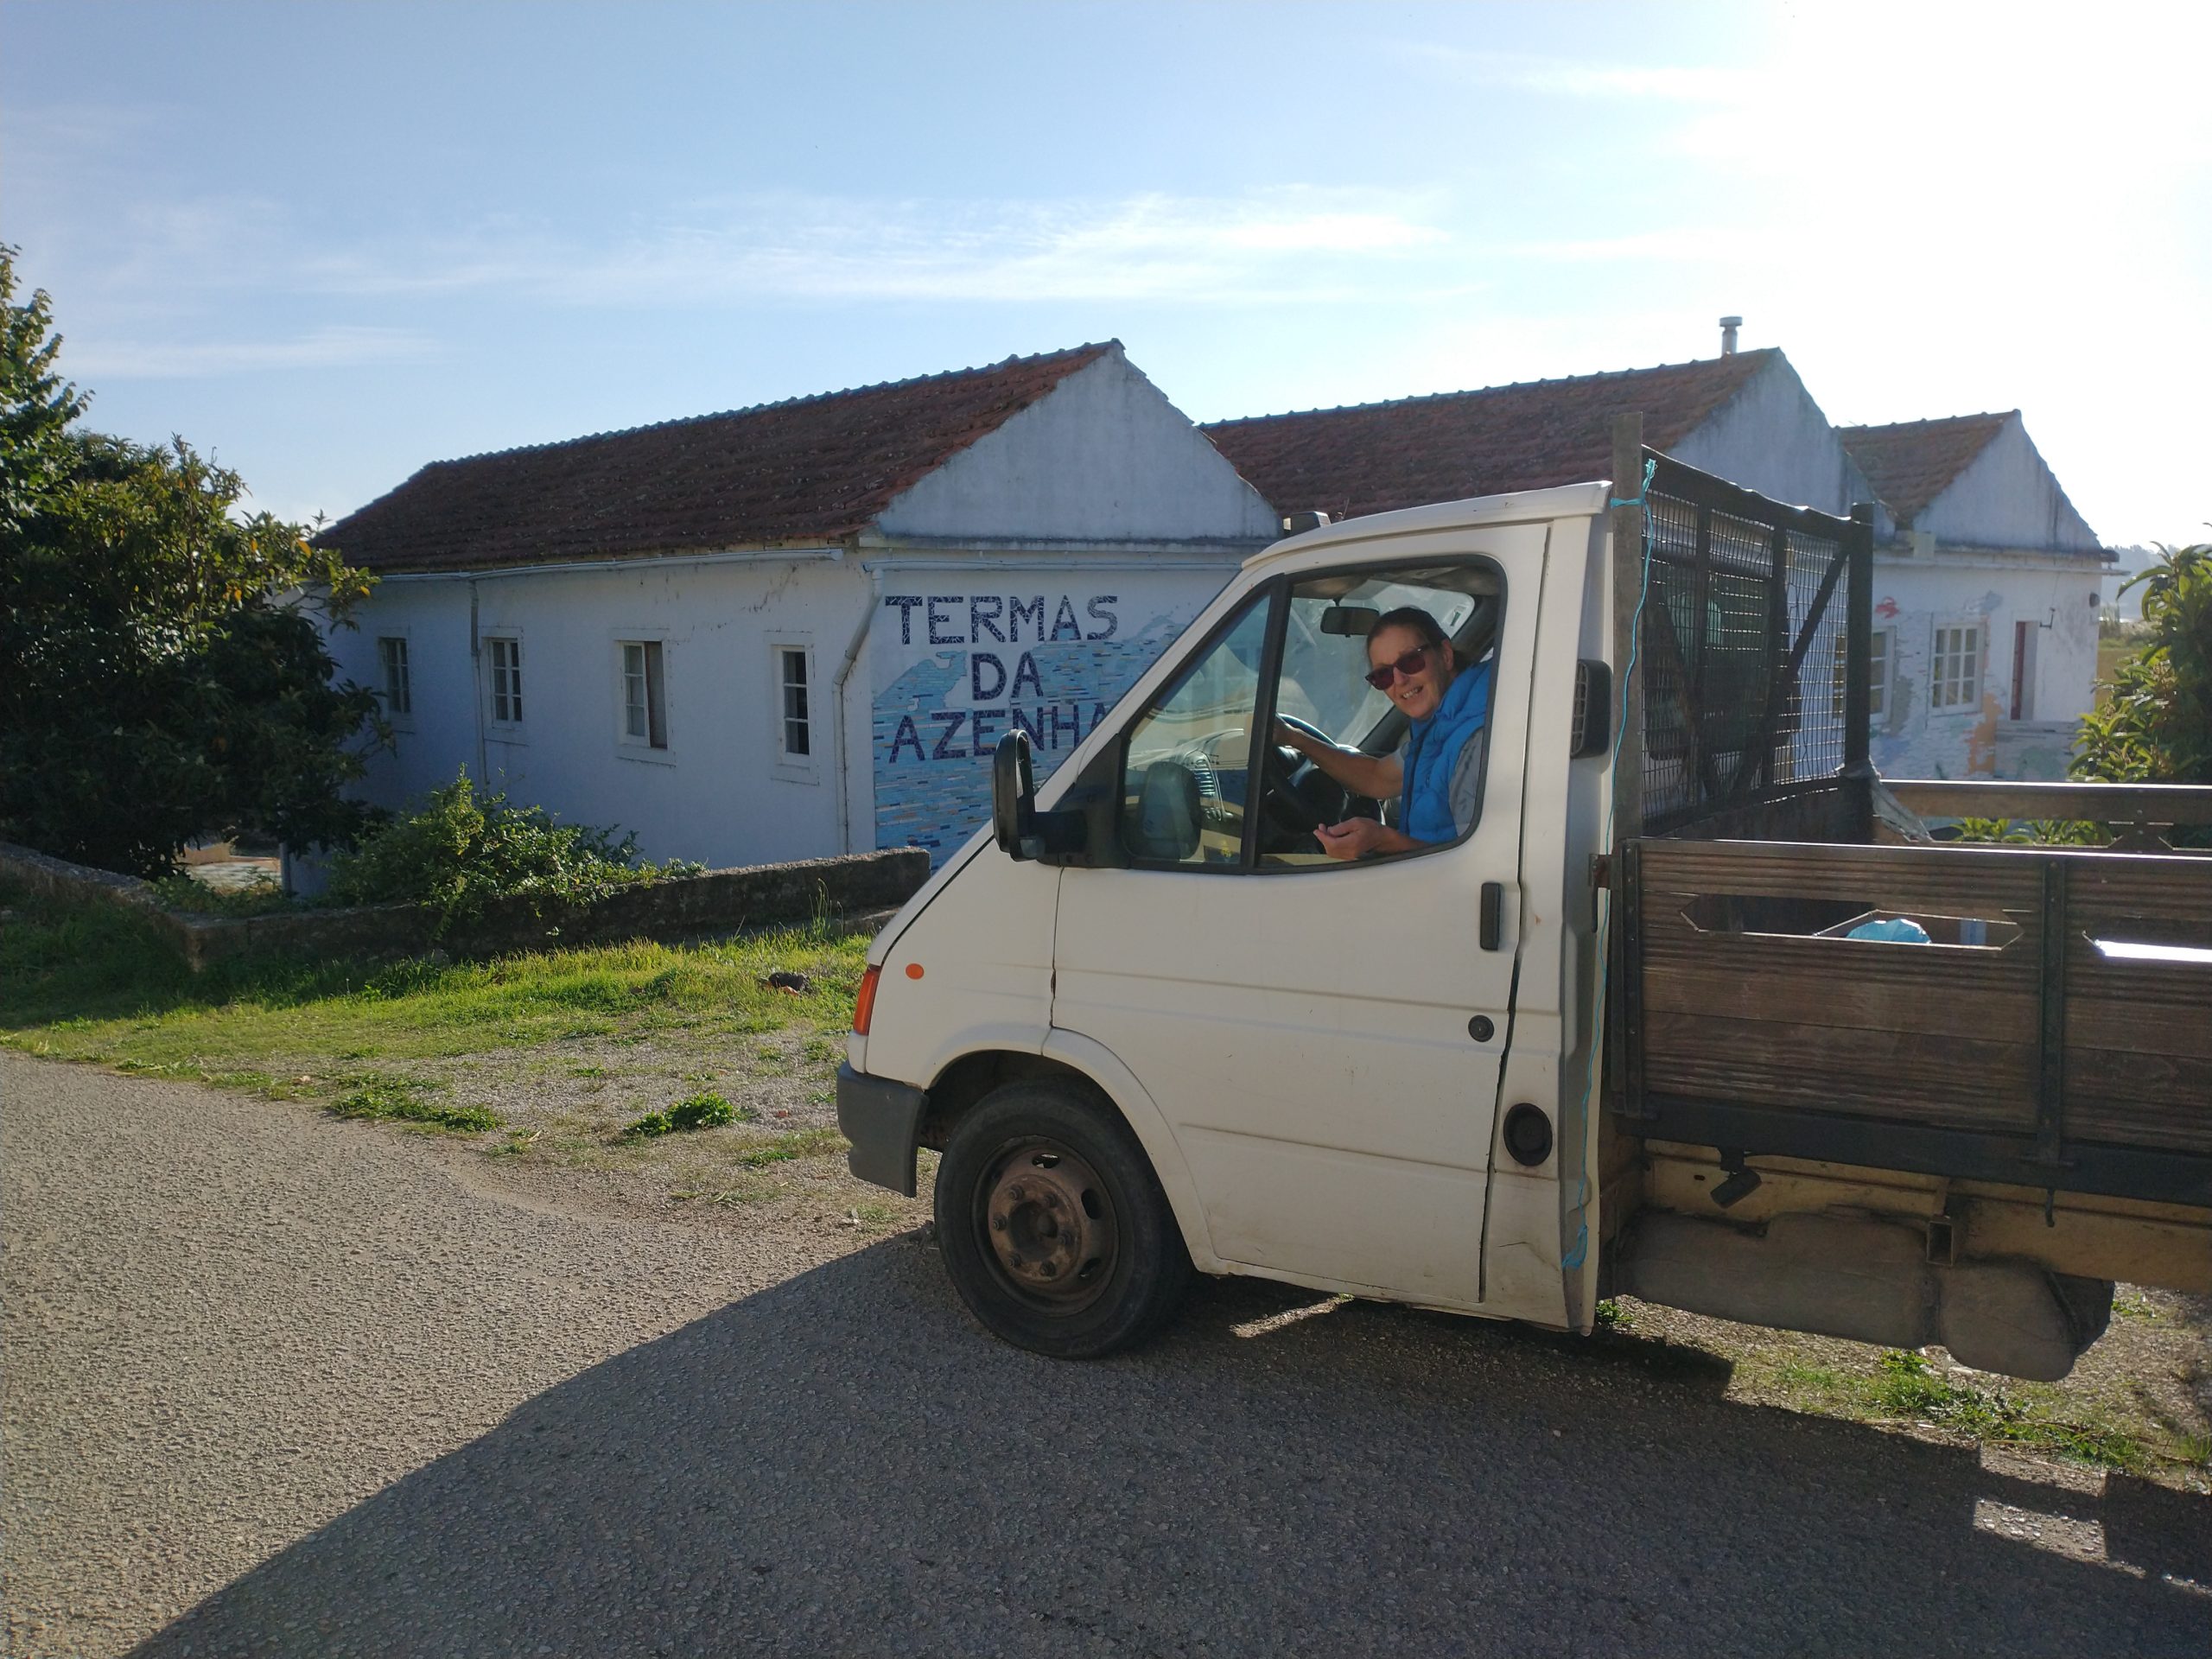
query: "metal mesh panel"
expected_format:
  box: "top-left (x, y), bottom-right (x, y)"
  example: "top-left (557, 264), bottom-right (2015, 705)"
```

top-left (1635, 458), bottom-right (1861, 834)
top-left (1785, 524), bottom-right (1850, 786)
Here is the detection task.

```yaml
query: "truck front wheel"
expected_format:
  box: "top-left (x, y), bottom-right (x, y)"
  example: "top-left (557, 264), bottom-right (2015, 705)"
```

top-left (934, 1082), bottom-right (1191, 1358)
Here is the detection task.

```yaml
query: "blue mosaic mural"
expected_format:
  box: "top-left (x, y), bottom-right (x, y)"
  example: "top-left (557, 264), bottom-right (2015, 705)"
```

top-left (871, 575), bottom-right (1232, 863)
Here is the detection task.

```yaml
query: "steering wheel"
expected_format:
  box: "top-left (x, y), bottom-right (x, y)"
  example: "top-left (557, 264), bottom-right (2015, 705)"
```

top-left (1259, 714), bottom-right (1339, 841)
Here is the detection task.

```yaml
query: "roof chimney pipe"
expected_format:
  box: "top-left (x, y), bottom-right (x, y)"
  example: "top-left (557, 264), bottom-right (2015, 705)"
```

top-left (1719, 315), bottom-right (1742, 355)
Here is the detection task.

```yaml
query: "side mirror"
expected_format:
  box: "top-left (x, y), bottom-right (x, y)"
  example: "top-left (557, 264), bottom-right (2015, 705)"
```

top-left (992, 729), bottom-right (1039, 859)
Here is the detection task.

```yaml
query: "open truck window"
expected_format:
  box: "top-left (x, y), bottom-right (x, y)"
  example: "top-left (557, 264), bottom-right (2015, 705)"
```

top-left (1116, 560), bottom-right (1502, 871)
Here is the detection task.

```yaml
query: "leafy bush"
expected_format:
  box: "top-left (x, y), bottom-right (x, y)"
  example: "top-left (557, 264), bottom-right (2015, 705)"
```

top-left (1952, 817), bottom-right (2105, 847)
top-left (323, 772), bottom-right (699, 931)
top-left (2075, 541), bottom-right (2210, 845)
top-left (145, 873), bottom-right (294, 918)
top-left (1, 248), bottom-right (385, 877)
top-left (624, 1090), bottom-right (747, 1138)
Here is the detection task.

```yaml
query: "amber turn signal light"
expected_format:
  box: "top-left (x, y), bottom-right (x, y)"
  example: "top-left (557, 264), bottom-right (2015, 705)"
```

top-left (852, 963), bottom-right (881, 1035)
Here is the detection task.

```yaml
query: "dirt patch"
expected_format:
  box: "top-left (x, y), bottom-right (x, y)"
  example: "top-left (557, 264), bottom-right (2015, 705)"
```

top-left (328, 1016), bottom-right (935, 1240)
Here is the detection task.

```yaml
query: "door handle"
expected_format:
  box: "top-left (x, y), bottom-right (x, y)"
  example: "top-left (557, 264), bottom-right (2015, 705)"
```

top-left (1480, 882), bottom-right (1503, 951)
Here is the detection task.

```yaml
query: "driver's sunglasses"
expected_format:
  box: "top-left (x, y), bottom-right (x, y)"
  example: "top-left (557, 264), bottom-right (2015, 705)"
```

top-left (1364, 644), bottom-right (1436, 691)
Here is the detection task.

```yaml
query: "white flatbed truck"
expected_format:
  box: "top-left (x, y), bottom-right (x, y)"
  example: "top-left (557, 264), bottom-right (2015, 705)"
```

top-left (836, 436), bottom-right (2212, 1379)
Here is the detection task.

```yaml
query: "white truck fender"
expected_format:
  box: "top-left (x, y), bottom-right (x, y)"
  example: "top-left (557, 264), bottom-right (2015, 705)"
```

top-left (1040, 1027), bottom-right (1224, 1275)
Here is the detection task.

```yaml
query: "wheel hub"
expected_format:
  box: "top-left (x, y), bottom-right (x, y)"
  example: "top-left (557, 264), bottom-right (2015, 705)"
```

top-left (982, 1143), bottom-right (1114, 1302)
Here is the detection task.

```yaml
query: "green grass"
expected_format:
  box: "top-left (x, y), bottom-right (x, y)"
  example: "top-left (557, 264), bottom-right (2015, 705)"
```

top-left (0, 882), bottom-right (868, 1097)
top-left (1754, 1347), bottom-right (2153, 1472)
top-left (327, 1076), bottom-right (503, 1133)
top-left (734, 1126), bottom-right (847, 1167)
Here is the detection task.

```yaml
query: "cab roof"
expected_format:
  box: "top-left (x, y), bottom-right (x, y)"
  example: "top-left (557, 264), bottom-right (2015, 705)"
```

top-left (1243, 481), bottom-right (1613, 570)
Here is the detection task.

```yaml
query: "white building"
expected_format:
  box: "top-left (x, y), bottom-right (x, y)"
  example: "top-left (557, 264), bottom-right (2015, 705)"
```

top-left (1205, 349), bottom-right (2108, 783)
top-left (320, 344), bottom-right (1277, 868)
top-left (1839, 413), bottom-right (2109, 781)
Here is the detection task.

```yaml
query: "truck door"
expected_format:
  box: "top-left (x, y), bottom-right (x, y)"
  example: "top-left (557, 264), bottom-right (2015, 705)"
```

top-left (1051, 537), bottom-right (1541, 1311)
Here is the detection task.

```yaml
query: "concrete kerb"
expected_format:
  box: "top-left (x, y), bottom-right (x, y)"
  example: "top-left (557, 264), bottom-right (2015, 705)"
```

top-left (0, 842), bottom-right (927, 972)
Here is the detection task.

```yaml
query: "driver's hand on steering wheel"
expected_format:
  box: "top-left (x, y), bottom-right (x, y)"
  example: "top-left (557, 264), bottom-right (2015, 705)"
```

top-left (1315, 817), bottom-right (1389, 861)
top-left (1273, 717), bottom-right (1315, 756)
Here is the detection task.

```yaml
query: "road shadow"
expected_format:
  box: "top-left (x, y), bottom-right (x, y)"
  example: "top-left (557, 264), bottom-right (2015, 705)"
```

top-left (139, 1235), bottom-right (2211, 1657)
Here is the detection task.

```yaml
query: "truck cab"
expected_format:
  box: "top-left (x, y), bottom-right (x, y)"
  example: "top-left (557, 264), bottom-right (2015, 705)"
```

top-left (839, 483), bottom-right (1617, 1353)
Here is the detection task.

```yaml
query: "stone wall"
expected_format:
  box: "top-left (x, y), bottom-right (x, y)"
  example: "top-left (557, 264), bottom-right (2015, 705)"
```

top-left (0, 842), bottom-right (927, 972)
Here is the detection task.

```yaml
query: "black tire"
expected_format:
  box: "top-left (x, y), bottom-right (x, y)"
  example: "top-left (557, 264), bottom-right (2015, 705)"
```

top-left (933, 1081), bottom-right (1192, 1358)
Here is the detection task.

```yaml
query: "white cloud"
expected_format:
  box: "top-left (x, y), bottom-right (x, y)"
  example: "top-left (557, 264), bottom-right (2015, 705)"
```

top-left (67, 326), bottom-right (438, 379)
top-left (299, 189), bottom-right (1459, 308)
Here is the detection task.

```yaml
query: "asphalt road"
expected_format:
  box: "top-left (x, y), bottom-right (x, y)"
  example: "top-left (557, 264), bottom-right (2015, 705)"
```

top-left (5, 1052), bottom-right (2209, 1658)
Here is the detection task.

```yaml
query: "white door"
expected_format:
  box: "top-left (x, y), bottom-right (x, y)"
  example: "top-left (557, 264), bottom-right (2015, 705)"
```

top-left (1052, 537), bottom-right (1541, 1310)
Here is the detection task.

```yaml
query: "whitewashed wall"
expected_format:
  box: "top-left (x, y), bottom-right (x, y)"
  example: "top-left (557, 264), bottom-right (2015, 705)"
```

top-left (1867, 551), bottom-right (2106, 782)
top-left (1914, 416), bottom-right (2101, 554)
top-left (879, 347), bottom-right (1280, 544)
top-left (325, 553), bottom-right (872, 869)
top-left (1670, 353), bottom-right (1884, 525)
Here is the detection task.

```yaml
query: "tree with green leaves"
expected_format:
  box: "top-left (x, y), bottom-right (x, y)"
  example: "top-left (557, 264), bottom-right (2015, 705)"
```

top-left (2074, 541), bottom-right (2212, 789)
top-left (0, 245), bottom-right (386, 877)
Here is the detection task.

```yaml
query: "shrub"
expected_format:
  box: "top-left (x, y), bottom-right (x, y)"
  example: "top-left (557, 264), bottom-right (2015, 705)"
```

top-left (145, 873), bottom-right (294, 918)
top-left (625, 1090), bottom-right (747, 1138)
top-left (2075, 541), bottom-right (2210, 846)
top-left (323, 771), bottom-right (699, 932)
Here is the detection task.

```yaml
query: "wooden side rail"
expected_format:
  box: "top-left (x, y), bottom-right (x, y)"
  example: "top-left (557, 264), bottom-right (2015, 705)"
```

top-left (1621, 836), bottom-right (2212, 1206)
top-left (1884, 779), bottom-right (2212, 827)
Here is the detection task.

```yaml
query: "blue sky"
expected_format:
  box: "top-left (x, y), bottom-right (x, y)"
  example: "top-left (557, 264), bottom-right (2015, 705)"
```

top-left (5, 0), bottom-right (2207, 544)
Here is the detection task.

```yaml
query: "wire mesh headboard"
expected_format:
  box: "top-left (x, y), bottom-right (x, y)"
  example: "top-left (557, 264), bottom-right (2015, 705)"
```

top-left (1634, 453), bottom-right (1874, 836)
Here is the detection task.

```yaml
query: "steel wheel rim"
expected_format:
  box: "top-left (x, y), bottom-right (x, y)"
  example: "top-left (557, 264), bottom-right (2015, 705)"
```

top-left (975, 1138), bottom-right (1119, 1312)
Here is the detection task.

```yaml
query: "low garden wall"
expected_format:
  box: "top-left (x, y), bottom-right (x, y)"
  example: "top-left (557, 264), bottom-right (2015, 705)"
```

top-left (0, 842), bottom-right (930, 972)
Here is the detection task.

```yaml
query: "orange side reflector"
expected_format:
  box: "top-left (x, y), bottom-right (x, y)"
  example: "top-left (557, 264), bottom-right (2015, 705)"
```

top-left (852, 964), bottom-right (881, 1035)
top-left (905, 962), bottom-right (925, 980)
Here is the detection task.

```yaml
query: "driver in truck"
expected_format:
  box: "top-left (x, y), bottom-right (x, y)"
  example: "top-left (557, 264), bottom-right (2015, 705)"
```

top-left (1274, 606), bottom-right (1492, 859)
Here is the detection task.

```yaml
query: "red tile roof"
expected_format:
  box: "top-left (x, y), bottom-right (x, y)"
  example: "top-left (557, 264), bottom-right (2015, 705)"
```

top-left (321, 343), bottom-right (1116, 572)
top-left (1201, 350), bottom-right (1777, 520)
top-left (1837, 412), bottom-right (2012, 531)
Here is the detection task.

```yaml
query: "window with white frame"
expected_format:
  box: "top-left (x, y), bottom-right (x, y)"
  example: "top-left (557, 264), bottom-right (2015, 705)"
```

top-left (1827, 628), bottom-right (1891, 725)
top-left (377, 636), bottom-right (411, 718)
top-left (779, 646), bottom-right (811, 760)
top-left (1929, 622), bottom-right (1984, 712)
top-left (620, 640), bottom-right (668, 750)
top-left (486, 636), bottom-right (523, 724)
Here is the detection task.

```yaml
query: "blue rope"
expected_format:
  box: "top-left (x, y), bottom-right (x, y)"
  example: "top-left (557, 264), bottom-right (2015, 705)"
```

top-left (1560, 457), bottom-right (1657, 1274)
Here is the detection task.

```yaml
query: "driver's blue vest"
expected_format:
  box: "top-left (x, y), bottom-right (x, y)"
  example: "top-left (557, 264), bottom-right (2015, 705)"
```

top-left (1399, 660), bottom-right (1492, 845)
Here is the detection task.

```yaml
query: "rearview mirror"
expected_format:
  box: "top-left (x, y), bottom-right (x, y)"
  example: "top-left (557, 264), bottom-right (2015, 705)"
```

top-left (1319, 606), bottom-right (1379, 637)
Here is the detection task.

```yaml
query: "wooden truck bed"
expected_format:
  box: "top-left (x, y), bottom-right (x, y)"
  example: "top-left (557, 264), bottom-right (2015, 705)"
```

top-left (1618, 830), bottom-right (2212, 1210)
top-left (1599, 438), bottom-right (2212, 1217)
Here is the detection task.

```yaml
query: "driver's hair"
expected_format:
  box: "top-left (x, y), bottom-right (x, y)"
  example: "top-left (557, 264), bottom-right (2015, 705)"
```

top-left (1370, 607), bottom-right (1460, 669)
